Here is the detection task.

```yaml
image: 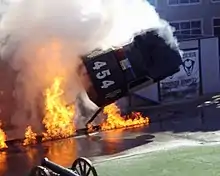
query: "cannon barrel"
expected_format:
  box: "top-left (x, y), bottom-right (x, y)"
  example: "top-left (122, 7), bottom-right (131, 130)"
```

top-left (41, 158), bottom-right (78, 176)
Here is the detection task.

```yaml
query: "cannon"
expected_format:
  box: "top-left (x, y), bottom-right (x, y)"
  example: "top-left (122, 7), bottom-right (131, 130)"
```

top-left (29, 157), bottom-right (98, 176)
top-left (77, 30), bottom-right (183, 125)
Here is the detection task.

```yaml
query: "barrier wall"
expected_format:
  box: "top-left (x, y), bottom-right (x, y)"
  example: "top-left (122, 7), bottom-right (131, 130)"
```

top-left (200, 37), bottom-right (220, 94)
top-left (126, 36), bottom-right (220, 107)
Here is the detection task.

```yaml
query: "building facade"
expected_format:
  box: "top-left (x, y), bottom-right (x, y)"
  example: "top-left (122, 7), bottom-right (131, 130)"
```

top-left (148, 0), bottom-right (220, 38)
top-left (0, 0), bottom-right (220, 38)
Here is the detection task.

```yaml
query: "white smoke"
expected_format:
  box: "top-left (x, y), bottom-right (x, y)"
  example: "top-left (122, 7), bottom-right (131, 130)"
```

top-left (0, 0), bottom-right (179, 131)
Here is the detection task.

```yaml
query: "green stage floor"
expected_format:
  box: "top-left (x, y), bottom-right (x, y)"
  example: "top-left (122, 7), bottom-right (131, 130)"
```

top-left (96, 144), bottom-right (220, 176)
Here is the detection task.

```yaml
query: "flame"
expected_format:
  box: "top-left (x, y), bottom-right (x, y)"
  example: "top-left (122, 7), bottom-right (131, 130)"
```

top-left (101, 103), bottom-right (149, 131)
top-left (23, 126), bottom-right (37, 146)
top-left (42, 77), bottom-right (75, 141)
top-left (0, 121), bottom-right (7, 149)
top-left (0, 76), bottom-right (149, 148)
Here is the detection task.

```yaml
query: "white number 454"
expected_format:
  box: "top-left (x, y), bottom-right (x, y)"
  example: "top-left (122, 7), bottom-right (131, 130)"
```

top-left (92, 61), bottom-right (115, 88)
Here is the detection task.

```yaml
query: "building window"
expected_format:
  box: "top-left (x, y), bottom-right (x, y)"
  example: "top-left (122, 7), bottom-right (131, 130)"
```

top-left (170, 20), bottom-right (202, 39)
top-left (168, 0), bottom-right (200, 6)
top-left (213, 18), bottom-right (220, 36)
top-left (147, 0), bottom-right (157, 6)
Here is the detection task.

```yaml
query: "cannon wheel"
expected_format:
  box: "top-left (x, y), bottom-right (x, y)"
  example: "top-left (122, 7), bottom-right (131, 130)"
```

top-left (71, 157), bottom-right (98, 176)
top-left (28, 166), bottom-right (51, 176)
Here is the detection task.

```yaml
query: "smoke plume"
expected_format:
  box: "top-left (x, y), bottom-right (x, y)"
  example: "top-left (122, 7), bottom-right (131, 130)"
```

top-left (0, 0), bottom-right (179, 130)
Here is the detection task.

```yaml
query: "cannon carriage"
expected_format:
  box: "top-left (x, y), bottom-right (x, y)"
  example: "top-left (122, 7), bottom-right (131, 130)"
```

top-left (29, 157), bottom-right (98, 176)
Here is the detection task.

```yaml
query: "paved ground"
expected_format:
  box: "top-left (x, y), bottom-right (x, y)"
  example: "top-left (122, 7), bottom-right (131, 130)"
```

top-left (1, 94), bottom-right (220, 176)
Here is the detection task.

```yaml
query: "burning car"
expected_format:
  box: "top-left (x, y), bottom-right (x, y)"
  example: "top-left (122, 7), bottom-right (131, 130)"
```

top-left (0, 29), bottom-right (182, 148)
top-left (0, 0), bottom-right (182, 150)
top-left (78, 30), bottom-right (182, 108)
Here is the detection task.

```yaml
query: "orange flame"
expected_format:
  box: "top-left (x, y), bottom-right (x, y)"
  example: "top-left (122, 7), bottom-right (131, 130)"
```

top-left (2, 77), bottom-right (149, 147)
top-left (101, 103), bottom-right (149, 131)
top-left (0, 121), bottom-right (7, 149)
top-left (23, 126), bottom-right (37, 146)
top-left (42, 77), bottom-right (75, 141)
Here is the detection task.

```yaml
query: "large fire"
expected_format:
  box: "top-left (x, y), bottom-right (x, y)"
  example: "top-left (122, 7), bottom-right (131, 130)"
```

top-left (0, 121), bottom-right (7, 149)
top-left (101, 103), bottom-right (149, 131)
top-left (42, 76), bottom-right (76, 141)
top-left (0, 77), bottom-right (149, 149)
top-left (21, 76), bottom-right (76, 146)
top-left (23, 126), bottom-right (37, 146)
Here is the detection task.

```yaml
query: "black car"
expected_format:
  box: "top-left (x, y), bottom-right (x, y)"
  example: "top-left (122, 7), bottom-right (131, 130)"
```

top-left (79, 30), bottom-right (182, 107)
